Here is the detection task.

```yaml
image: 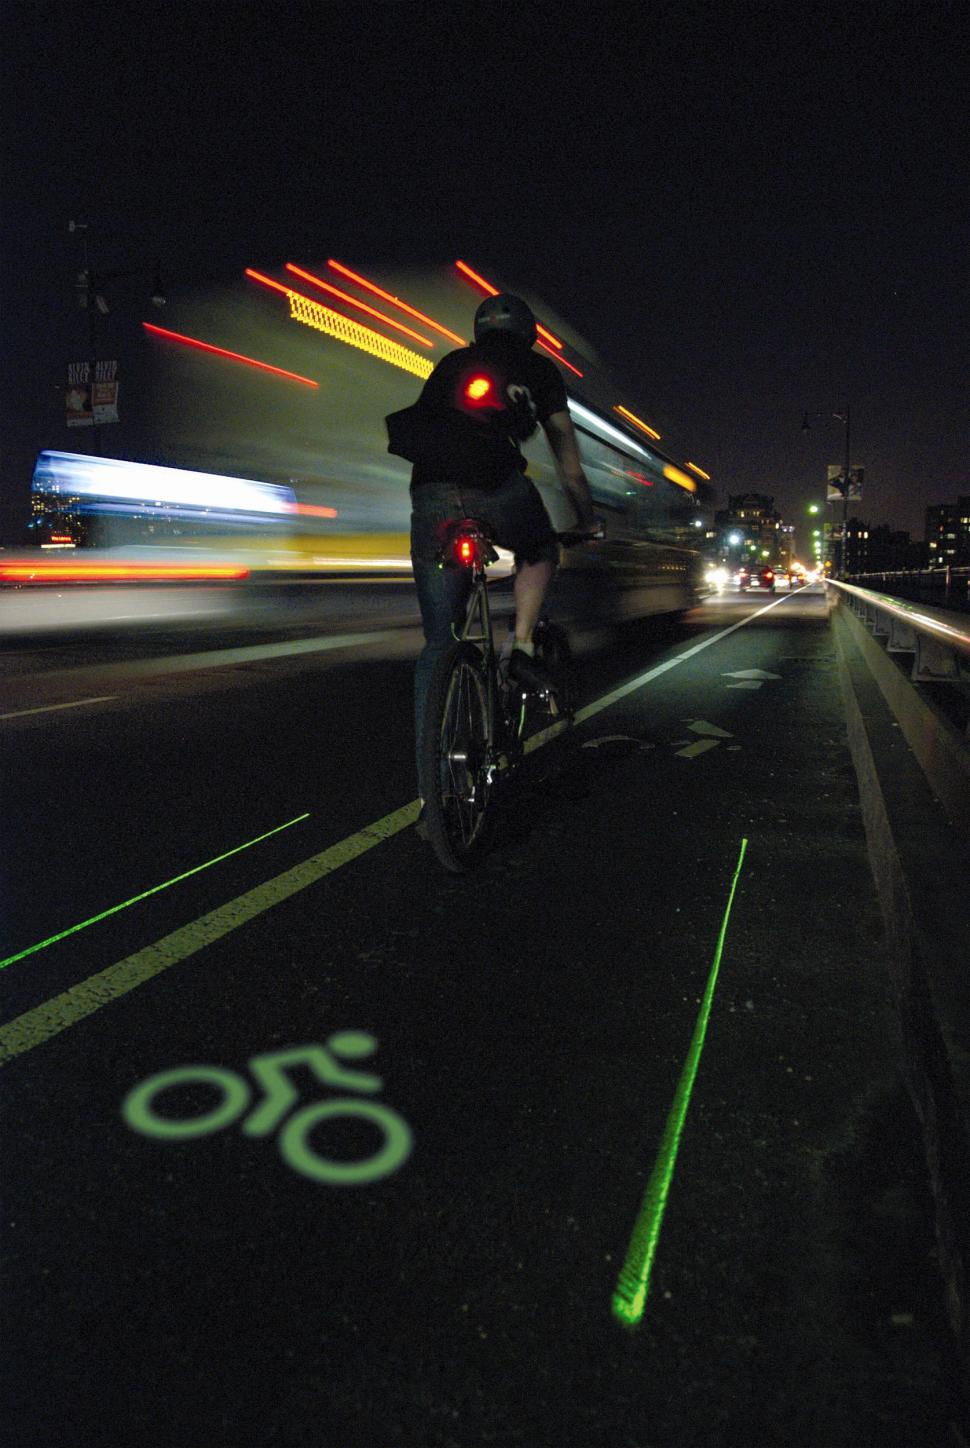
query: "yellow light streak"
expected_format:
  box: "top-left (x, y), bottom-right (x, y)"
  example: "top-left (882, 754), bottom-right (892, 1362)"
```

top-left (286, 293), bottom-right (434, 380)
top-left (613, 405), bottom-right (662, 441)
top-left (662, 464), bottom-right (697, 493)
top-left (686, 461), bottom-right (711, 481)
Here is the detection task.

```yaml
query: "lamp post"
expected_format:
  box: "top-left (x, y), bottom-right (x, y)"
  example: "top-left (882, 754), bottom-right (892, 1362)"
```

top-left (69, 220), bottom-right (166, 455)
top-left (802, 405), bottom-right (852, 576)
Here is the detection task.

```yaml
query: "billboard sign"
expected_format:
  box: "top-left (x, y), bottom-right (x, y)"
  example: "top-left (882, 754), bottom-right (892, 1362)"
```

top-left (66, 361), bottom-right (119, 427)
top-left (826, 464), bottom-right (863, 502)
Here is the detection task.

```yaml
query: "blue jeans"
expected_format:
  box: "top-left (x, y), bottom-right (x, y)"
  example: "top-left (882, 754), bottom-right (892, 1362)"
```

top-left (410, 473), bottom-right (557, 792)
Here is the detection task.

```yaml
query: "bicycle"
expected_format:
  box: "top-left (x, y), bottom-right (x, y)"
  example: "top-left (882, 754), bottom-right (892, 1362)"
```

top-left (121, 1033), bottom-right (412, 1187)
top-left (420, 518), bottom-right (594, 874)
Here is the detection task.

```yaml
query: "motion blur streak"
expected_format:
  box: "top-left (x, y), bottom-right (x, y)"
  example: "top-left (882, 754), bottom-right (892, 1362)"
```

top-left (540, 342), bottom-right (583, 377)
top-left (662, 463), bottom-right (697, 494)
top-left (686, 461), bottom-right (711, 480)
top-left (285, 290), bottom-right (435, 381)
top-left (327, 260), bottom-right (466, 345)
top-left (453, 259), bottom-right (565, 350)
top-left (0, 562), bottom-right (248, 582)
top-left (613, 404), bottom-right (661, 441)
top-left (31, 450), bottom-right (296, 519)
top-left (245, 269), bottom-right (435, 381)
top-left (569, 401), bottom-right (651, 459)
top-left (285, 264), bottom-right (434, 347)
top-left (141, 323), bottom-right (319, 387)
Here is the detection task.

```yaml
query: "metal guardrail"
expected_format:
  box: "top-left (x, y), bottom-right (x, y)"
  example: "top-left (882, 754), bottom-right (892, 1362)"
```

top-left (844, 565), bottom-right (970, 615)
top-left (828, 570), bottom-right (970, 735)
top-left (826, 580), bottom-right (970, 734)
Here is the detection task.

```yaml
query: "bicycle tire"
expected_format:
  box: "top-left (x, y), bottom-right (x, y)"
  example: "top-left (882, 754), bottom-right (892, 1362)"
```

top-left (422, 641), bottom-right (494, 872)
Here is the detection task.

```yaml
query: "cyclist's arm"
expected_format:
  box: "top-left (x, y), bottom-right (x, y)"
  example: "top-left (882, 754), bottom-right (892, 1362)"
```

top-left (541, 410), bottom-right (597, 531)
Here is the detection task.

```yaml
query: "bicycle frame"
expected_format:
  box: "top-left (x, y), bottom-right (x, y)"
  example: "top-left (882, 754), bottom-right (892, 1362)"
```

top-left (453, 559), bottom-right (502, 763)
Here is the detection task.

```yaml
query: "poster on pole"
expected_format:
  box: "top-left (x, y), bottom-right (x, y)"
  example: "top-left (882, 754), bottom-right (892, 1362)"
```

top-left (66, 361), bottom-right (119, 427)
top-left (826, 464), bottom-right (863, 502)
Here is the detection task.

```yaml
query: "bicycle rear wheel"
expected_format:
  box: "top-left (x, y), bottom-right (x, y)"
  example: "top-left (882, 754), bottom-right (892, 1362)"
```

top-left (421, 642), bottom-right (494, 872)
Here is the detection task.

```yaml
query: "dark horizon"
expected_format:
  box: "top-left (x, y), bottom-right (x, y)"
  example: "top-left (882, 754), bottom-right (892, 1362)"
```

top-left (3, 2), bottom-right (967, 550)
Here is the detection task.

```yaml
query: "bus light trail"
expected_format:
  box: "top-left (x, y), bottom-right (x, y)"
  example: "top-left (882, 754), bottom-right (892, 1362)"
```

top-left (453, 259), bottom-right (565, 349)
top-left (0, 814), bottom-right (311, 973)
top-left (611, 837), bottom-right (748, 1328)
top-left (142, 324), bottom-right (319, 387)
top-left (285, 264), bottom-right (434, 347)
top-left (613, 404), bottom-right (661, 441)
top-left (0, 562), bottom-right (250, 583)
top-left (246, 270), bottom-right (434, 381)
top-left (327, 260), bottom-right (465, 345)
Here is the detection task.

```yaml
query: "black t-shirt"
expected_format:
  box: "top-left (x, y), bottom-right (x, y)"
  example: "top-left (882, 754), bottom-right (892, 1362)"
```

top-left (410, 334), bottom-right (568, 489)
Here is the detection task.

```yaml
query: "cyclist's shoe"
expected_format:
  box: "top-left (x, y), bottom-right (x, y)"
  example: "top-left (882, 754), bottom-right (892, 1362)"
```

top-left (508, 648), bottom-right (557, 699)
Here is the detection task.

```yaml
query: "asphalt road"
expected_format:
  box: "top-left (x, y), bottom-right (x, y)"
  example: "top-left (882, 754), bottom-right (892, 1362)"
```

top-left (1, 583), bottom-right (963, 1447)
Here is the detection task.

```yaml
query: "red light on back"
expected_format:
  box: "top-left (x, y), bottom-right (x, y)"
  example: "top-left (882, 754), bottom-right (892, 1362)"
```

top-left (459, 538), bottom-right (474, 562)
top-left (464, 375), bottom-right (493, 403)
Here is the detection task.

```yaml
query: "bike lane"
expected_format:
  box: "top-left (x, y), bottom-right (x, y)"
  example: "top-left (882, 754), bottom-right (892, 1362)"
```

top-left (2, 594), bottom-right (957, 1447)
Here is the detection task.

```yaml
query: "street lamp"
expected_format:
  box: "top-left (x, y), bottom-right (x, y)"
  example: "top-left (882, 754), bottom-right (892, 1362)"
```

top-left (802, 406), bottom-right (852, 576)
top-left (69, 221), bottom-right (166, 454)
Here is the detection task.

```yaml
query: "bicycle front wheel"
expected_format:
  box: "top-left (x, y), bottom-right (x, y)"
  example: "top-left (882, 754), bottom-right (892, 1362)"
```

top-left (422, 642), bottom-right (494, 872)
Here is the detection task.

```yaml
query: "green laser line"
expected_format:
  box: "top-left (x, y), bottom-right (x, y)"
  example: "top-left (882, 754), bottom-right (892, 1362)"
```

top-left (612, 836), bottom-right (749, 1328)
top-left (0, 812), bottom-right (311, 971)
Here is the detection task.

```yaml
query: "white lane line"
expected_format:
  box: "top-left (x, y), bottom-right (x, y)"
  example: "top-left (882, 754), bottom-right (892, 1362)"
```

top-left (99, 629), bottom-right (409, 676)
top-left (0, 696), bottom-right (119, 720)
top-left (0, 596), bottom-right (786, 1063)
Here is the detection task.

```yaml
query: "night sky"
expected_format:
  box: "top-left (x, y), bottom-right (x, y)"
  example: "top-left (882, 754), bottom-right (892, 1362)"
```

top-left (3, 0), bottom-right (967, 552)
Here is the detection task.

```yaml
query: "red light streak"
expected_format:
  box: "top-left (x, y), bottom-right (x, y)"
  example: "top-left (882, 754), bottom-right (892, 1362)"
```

top-left (328, 260), bottom-right (465, 346)
top-left (453, 260), bottom-right (564, 350)
top-left (286, 264), bottom-right (434, 347)
top-left (142, 321), bottom-right (319, 387)
top-left (0, 563), bottom-right (250, 582)
top-left (245, 267), bottom-right (291, 295)
top-left (454, 259), bottom-right (498, 295)
top-left (538, 339), bottom-right (583, 377)
top-left (294, 503), bottom-right (338, 519)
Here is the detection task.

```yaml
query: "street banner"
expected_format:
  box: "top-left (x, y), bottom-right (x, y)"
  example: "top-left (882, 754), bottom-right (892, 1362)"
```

top-left (826, 464), bottom-right (863, 501)
top-left (66, 361), bottom-right (119, 427)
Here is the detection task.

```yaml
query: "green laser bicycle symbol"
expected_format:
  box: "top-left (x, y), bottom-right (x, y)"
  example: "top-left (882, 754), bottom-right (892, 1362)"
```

top-left (121, 1032), bottom-right (412, 1186)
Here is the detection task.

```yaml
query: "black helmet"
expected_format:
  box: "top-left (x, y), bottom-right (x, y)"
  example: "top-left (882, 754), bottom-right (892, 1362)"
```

top-left (473, 292), bottom-right (537, 348)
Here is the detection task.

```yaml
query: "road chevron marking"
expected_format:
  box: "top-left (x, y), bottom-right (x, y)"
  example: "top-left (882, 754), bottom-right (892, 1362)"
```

top-left (0, 600), bottom-right (780, 1066)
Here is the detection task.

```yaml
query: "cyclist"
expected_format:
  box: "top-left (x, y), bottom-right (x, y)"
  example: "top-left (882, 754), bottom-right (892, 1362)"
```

top-left (393, 292), bottom-right (599, 820)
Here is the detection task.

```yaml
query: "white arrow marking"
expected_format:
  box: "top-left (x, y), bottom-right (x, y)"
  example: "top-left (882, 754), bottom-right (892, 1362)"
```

top-left (581, 735), bottom-right (654, 750)
top-left (721, 669), bottom-right (781, 680)
top-left (676, 738), bottom-right (721, 758)
top-left (683, 719), bottom-right (733, 738)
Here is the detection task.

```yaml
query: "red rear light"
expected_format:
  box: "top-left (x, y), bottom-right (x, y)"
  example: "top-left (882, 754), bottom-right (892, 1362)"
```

top-left (764, 569), bottom-right (774, 579)
top-left (463, 374), bottom-right (494, 405)
top-left (457, 536), bottom-right (475, 563)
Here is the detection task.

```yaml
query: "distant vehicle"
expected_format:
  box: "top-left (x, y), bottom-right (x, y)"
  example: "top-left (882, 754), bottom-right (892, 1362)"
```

top-left (741, 561), bottom-right (781, 590)
top-left (737, 563), bottom-right (775, 593)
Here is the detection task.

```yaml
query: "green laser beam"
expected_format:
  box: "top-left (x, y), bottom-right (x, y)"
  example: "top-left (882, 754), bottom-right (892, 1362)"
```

top-left (612, 836), bottom-right (749, 1328)
top-left (0, 812), bottom-right (311, 972)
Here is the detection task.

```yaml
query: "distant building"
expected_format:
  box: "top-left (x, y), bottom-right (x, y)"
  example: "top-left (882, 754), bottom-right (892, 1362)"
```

top-left (866, 525), bottom-right (925, 571)
top-left (844, 517), bottom-right (869, 574)
top-left (714, 492), bottom-right (783, 564)
top-left (925, 496), bottom-right (970, 565)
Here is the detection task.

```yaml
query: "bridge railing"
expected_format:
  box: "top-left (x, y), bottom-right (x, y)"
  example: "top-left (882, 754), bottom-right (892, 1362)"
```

top-left (826, 578), bottom-right (970, 737)
top-left (843, 565), bottom-right (970, 615)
